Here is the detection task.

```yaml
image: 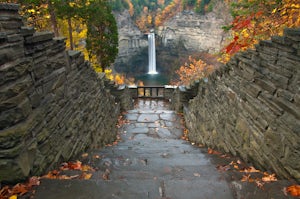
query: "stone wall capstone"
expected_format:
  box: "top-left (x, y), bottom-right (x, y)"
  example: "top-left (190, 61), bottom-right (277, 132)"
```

top-left (0, 4), bottom-right (130, 183)
top-left (174, 28), bottom-right (300, 182)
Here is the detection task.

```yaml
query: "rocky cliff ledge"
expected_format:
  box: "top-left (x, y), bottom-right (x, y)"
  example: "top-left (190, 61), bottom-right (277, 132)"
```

top-left (157, 11), bottom-right (226, 53)
top-left (113, 11), bottom-right (148, 66)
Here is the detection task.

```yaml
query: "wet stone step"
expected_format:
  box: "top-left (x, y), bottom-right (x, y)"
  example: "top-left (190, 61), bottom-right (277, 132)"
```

top-left (33, 99), bottom-right (294, 199)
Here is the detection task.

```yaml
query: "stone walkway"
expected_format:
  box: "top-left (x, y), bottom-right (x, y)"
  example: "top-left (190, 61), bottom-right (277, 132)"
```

top-left (33, 99), bottom-right (295, 199)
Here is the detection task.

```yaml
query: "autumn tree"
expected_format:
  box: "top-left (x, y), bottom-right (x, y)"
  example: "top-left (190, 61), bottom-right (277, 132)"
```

top-left (155, 0), bottom-right (182, 27)
top-left (175, 56), bottom-right (215, 85)
top-left (221, 0), bottom-right (300, 62)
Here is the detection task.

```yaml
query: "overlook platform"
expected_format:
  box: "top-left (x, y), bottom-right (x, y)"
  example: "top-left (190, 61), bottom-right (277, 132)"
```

top-left (33, 99), bottom-right (294, 199)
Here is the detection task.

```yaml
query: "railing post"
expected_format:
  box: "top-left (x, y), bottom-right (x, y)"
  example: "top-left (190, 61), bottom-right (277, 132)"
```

top-left (133, 85), bottom-right (176, 99)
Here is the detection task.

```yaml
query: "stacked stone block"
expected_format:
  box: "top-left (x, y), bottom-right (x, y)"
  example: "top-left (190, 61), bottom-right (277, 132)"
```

top-left (180, 28), bottom-right (300, 181)
top-left (0, 4), bottom-right (123, 182)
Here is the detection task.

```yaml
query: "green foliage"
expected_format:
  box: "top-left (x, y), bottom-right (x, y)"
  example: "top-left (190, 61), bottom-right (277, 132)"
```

top-left (85, 0), bottom-right (119, 70)
top-left (195, 0), bottom-right (211, 14)
top-left (16, 0), bottom-right (119, 71)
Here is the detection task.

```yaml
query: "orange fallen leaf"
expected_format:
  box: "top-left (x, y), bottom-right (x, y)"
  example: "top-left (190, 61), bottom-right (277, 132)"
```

top-left (262, 173), bottom-right (277, 182)
top-left (81, 165), bottom-right (95, 172)
top-left (285, 185), bottom-right (300, 197)
top-left (255, 180), bottom-right (265, 189)
top-left (208, 148), bottom-right (221, 155)
top-left (240, 166), bottom-right (260, 173)
top-left (12, 183), bottom-right (28, 196)
top-left (81, 173), bottom-right (92, 180)
top-left (42, 170), bottom-right (60, 179)
top-left (0, 186), bottom-right (11, 197)
top-left (241, 174), bottom-right (255, 182)
top-left (27, 176), bottom-right (40, 188)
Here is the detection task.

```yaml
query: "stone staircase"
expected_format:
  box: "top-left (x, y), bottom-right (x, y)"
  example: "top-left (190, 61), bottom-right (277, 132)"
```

top-left (32, 99), bottom-right (295, 199)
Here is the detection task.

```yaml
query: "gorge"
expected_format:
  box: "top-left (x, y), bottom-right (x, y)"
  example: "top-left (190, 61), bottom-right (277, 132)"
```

top-left (0, 2), bottom-right (299, 185)
top-left (113, 1), bottom-right (231, 81)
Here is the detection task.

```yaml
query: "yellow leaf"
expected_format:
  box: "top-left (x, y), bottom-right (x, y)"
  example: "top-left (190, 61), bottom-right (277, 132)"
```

top-left (9, 195), bottom-right (17, 199)
top-left (81, 172), bottom-right (92, 180)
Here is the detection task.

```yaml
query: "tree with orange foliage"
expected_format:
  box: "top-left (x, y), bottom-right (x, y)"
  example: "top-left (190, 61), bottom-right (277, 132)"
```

top-left (220, 0), bottom-right (300, 62)
top-left (175, 56), bottom-right (215, 85)
top-left (124, 0), bottom-right (134, 16)
top-left (155, 0), bottom-right (182, 27)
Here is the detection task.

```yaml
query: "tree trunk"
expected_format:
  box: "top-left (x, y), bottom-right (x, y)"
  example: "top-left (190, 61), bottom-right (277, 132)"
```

top-left (47, 0), bottom-right (59, 37)
top-left (68, 18), bottom-right (74, 50)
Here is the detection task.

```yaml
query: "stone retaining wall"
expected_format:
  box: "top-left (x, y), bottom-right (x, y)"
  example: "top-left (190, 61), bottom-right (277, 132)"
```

top-left (175, 28), bottom-right (300, 181)
top-left (0, 4), bottom-right (131, 182)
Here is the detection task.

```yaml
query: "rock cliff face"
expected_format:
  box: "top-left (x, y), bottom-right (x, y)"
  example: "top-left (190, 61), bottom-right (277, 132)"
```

top-left (157, 10), bottom-right (228, 53)
top-left (114, 2), bottom-right (231, 74)
top-left (113, 11), bottom-right (148, 66)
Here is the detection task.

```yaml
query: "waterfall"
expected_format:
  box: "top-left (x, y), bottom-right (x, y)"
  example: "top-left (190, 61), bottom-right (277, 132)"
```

top-left (148, 32), bottom-right (157, 74)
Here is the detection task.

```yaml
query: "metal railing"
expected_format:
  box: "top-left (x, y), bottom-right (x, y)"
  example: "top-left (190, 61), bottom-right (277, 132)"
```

top-left (127, 85), bottom-right (177, 99)
top-left (137, 86), bottom-right (165, 98)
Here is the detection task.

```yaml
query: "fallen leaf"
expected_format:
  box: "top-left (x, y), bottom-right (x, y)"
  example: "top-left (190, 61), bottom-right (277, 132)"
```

top-left (102, 169), bottom-right (110, 180)
top-left (81, 173), bottom-right (92, 180)
top-left (81, 153), bottom-right (89, 158)
top-left (9, 195), bottom-right (17, 199)
top-left (240, 166), bottom-right (260, 173)
top-left (207, 148), bottom-right (221, 155)
top-left (28, 176), bottom-right (40, 188)
top-left (42, 170), bottom-right (60, 179)
top-left (68, 175), bottom-right (80, 179)
top-left (216, 165), bottom-right (230, 172)
top-left (12, 183), bottom-right (28, 195)
top-left (61, 161), bottom-right (82, 170)
top-left (255, 180), bottom-right (265, 189)
top-left (81, 165), bottom-right (95, 172)
top-left (241, 174), bottom-right (254, 182)
top-left (262, 173), bottom-right (277, 182)
top-left (220, 154), bottom-right (230, 158)
top-left (284, 185), bottom-right (300, 197)
top-left (0, 186), bottom-right (11, 197)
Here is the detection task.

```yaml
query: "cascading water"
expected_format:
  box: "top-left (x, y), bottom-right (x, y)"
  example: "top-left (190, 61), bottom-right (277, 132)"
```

top-left (148, 32), bottom-right (157, 74)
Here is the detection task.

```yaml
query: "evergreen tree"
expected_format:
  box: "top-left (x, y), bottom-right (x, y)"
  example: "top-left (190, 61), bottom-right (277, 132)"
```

top-left (84, 0), bottom-right (119, 70)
